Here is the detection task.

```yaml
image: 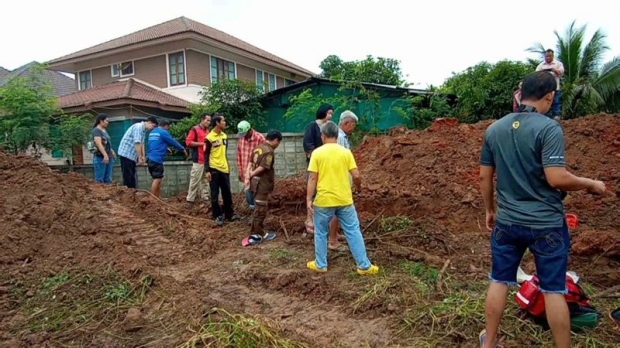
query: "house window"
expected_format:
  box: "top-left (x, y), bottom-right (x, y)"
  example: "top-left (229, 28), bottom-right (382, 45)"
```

top-left (79, 71), bottom-right (92, 90)
top-left (256, 69), bottom-right (265, 92)
top-left (285, 79), bottom-right (296, 86)
top-left (268, 74), bottom-right (276, 91)
top-left (111, 62), bottom-right (134, 77)
top-left (168, 52), bottom-right (186, 86)
top-left (211, 56), bottom-right (235, 83)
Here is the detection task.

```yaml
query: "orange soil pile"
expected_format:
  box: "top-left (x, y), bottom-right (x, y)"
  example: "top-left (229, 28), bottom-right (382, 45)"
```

top-left (272, 115), bottom-right (620, 261)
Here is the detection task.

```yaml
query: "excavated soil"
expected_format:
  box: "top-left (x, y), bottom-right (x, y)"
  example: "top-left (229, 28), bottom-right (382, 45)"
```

top-left (1, 114), bottom-right (619, 347)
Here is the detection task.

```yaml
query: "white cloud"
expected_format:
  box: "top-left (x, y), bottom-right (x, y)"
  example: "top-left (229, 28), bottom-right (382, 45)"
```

top-left (1, 0), bottom-right (617, 87)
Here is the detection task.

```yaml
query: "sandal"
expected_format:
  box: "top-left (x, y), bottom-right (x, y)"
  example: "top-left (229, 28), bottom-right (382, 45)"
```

top-left (328, 243), bottom-right (349, 252)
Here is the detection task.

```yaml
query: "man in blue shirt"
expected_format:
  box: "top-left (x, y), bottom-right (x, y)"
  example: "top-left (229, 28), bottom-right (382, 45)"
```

top-left (147, 120), bottom-right (187, 198)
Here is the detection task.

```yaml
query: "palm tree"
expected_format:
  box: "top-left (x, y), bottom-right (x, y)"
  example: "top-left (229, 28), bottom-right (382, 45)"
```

top-left (527, 20), bottom-right (620, 118)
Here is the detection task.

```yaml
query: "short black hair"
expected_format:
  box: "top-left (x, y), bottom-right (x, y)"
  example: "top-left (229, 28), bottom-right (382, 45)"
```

top-left (545, 49), bottom-right (554, 54)
top-left (520, 71), bottom-right (557, 102)
top-left (200, 112), bottom-right (211, 120)
top-left (316, 103), bottom-right (334, 120)
top-left (147, 116), bottom-right (159, 125)
top-left (159, 120), bottom-right (171, 127)
top-left (266, 130), bottom-right (283, 141)
top-left (210, 114), bottom-right (224, 128)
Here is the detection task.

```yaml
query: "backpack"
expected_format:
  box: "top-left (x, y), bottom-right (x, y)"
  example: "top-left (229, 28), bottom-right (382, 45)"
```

top-left (516, 273), bottom-right (601, 330)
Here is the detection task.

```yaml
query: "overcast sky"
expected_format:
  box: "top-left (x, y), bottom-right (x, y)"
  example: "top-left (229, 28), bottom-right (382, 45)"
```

top-left (1, 0), bottom-right (618, 87)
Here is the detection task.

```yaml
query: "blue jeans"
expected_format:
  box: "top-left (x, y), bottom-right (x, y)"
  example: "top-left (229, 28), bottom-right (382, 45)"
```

top-left (245, 188), bottom-right (256, 209)
top-left (93, 155), bottom-right (114, 184)
top-left (490, 221), bottom-right (570, 293)
top-left (313, 205), bottom-right (372, 270)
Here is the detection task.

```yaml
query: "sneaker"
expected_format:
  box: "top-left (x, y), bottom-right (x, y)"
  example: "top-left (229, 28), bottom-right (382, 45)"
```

top-left (263, 232), bottom-right (276, 241)
top-left (215, 216), bottom-right (224, 226)
top-left (227, 215), bottom-right (241, 222)
top-left (357, 264), bottom-right (380, 275)
top-left (306, 260), bottom-right (327, 273)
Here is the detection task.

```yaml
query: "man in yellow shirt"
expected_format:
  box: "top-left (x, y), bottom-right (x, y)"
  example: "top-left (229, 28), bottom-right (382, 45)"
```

top-left (204, 113), bottom-right (239, 226)
top-left (306, 121), bottom-right (379, 275)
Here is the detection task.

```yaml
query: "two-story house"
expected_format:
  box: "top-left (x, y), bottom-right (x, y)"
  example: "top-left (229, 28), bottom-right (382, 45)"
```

top-left (46, 16), bottom-right (315, 164)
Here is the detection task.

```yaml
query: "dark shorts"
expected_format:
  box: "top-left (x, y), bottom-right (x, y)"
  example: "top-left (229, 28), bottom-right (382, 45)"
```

top-left (490, 220), bottom-right (570, 294)
top-left (147, 159), bottom-right (164, 179)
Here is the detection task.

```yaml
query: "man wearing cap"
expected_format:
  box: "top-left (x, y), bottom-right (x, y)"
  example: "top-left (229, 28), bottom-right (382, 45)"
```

top-left (242, 130), bottom-right (283, 246)
top-left (146, 120), bottom-right (187, 198)
top-left (117, 116), bottom-right (159, 189)
top-left (236, 120), bottom-right (266, 210)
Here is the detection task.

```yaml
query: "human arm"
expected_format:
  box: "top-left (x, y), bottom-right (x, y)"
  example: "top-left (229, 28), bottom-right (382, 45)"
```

top-left (479, 133), bottom-right (496, 230)
top-left (347, 152), bottom-right (362, 192)
top-left (185, 128), bottom-right (204, 148)
top-left (302, 124), bottom-right (319, 157)
top-left (132, 125), bottom-right (145, 164)
top-left (203, 138), bottom-right (212, 181)
top-left (553, 62), bottom-right (565, 77)
top-left (540, 124), bottom-right (605, 193)
top-left (306, 172), bottom-right (318, 214)
top-left (93, 135), bottom-right (109, 163)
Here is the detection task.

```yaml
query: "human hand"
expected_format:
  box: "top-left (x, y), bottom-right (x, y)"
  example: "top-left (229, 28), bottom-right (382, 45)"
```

top-left (111, 151), bottom-right (117, 160)
top-left (587, 180), bottom-right (606, 195)
top-left (306, 199), bottom-right (314, 215)
top-left (485, 210), bottom-right (496, 231)
top-left (205, 172), bottom-right (212, 182)
top-left (103, 155), bottom-right (109, 164)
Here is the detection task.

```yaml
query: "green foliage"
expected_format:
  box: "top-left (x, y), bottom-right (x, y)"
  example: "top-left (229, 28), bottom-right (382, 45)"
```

top-left (319, 54), bottom-right (409, 87)
top-left (0, 66), bottom-right (92, 161)
top-left (441, 60), bottom-right (532, 122)
top-left (169, 79), bottom-right (266, 142)
top-left (528, 20), bottom-right (620, 118)
top-left (49, 114), bottom-right (92, 162)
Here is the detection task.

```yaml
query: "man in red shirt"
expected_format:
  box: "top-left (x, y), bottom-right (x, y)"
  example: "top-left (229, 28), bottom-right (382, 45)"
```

top-left (237, 120), bottom-right (265, 209)
top-left (185, 113), bottom-right (211, 206)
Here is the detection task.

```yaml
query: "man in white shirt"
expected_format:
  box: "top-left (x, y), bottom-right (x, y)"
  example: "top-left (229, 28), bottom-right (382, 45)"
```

top-left (536, 49), bottom-right (565, 119)
top-left (328, 110), bottom-right (359, 251)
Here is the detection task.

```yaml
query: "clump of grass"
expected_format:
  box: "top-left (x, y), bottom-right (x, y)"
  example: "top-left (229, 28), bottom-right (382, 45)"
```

top-left (15, 270), bottom-right (155, 335)
top-left (180, 307), bottom-right (308, 348)
top-left (379, 216), bottom-right (412, 233)
top-left (401, 261), bottom-right (439, 284)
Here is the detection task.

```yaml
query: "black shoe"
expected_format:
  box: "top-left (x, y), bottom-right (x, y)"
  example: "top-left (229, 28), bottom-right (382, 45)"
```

top-left (226, 215), bottom-right (241, 222)
top-left (215, 216), bottom-right (224, 226)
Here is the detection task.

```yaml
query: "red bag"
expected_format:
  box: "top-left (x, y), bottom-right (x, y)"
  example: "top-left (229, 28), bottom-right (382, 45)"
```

top-left (516, 274), bottom-right (592, 318)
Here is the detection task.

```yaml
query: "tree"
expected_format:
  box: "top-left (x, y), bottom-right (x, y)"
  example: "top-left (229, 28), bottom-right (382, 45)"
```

top-left (440, 60), bottom-right (532, 122)
top-left (0, 65), bottom-right (91, 160)
top-left (169, 79), bottom-right (266, 142)
top-left (319, 55), bottom-right (409, 87)
top-left (527, 20), bottom-right (620, 118)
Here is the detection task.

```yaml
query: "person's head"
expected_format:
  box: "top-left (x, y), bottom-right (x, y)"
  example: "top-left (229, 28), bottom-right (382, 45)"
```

top-left (316, 103), bottom-right (334, 121)
top-left (338, 110), bottom-right (358, 135)
top-left (159, 119), bottom-right (171, 130)
top-left (210, 113), bottom-right (226, 131)
top-left (200, 112), bottom-right (211, 128)
top-left (545, 49), bottom-right (554, 64)
top-left (265, 130), bottom-right (283, 149)
top-left (145, 116), bottom-right (158, 130)
top-left (520, 71), bottom-right (557, 114)
top-left (237, 120), bottom-right (253, 139)
top-left (93, 113), bottom-right (109, 128)
top-left (320, 121), bottom-right (340, 143)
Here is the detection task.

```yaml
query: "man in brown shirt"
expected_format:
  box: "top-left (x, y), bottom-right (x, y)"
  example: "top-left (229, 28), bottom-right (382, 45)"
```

top-left (243, 130), bottom-right (283, 245)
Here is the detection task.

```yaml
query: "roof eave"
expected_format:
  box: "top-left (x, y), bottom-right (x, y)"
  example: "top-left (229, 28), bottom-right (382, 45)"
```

top-left (60, 98), bottom-right (191, 114)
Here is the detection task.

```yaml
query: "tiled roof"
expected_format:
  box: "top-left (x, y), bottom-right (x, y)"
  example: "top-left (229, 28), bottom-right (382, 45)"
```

top-left (59, 78), bottom-right (189, 110)
top-left (48, 16), bottom-right (314, 76)
top-left (0, 61), bottom-right (76, 97)
top-left (0, 67), bottom-right (9, 79)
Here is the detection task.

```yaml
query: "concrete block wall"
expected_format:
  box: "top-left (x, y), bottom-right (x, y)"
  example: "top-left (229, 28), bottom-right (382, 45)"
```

top-left (51, 133), bottom-right (307, 198)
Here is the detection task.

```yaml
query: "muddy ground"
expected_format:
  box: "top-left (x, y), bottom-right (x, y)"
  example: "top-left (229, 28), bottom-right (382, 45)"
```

top-left (1, 114), bottom-right (619, 347)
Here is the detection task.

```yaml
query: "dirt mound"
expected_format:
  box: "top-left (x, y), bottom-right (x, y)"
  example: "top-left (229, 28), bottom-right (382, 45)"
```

top-left (272, 114), bottom-right (620, 257)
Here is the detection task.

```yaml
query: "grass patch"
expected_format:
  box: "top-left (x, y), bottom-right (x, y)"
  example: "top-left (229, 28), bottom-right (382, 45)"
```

top-left (12, 269), bottom-right (154, 335)
top-left (396, 281), bottom-right (620, 347)
top-left (180, 307), bottom-right (308, 348)
top-left (379, 216), bottom-right (412, 233)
